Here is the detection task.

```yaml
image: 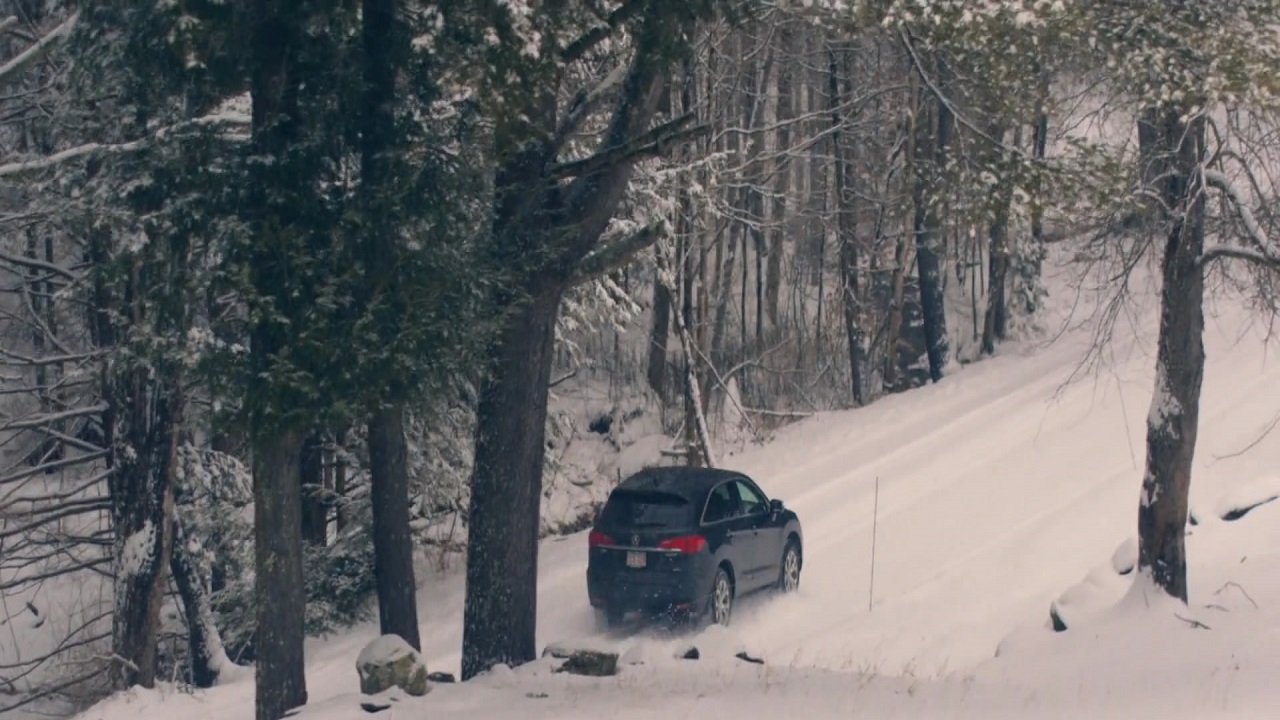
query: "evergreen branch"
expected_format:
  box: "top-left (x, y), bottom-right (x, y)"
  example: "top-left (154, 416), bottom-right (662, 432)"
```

top-left (548, 113), bottom-right (707, 180)
top-left (0, 11), bottom-right (79, 87)
top-left (0, 113), bottom-right (249, 179)
top-left (569, 220), bottom-right (663, 286)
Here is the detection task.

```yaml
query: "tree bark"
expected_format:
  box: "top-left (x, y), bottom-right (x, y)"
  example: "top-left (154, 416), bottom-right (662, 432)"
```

top-left (367, 403), bottom-right (422, 650)
top-left (462, 289), bottom-right (561, 680)
top-left (107, 378), bottom-right (178, 690)
top-left (646, 281), bottom-right (672, 400)
top-left (828, 43), bottom-right (865, 406)
top-left (462, 18), bottom-right (668, 679)
top-left (249, 1), bottom-right (308, 716)
top-left (1136, 107), bottom-right (1206, 603)
top-left (252, 428), bottom-right (308, 720)
top-left (171, 514), bottom-right (236, 688)
top-left (300, 432), bottom-right (327, 545)
top-left (982, 124), bottom-right (1014, 355)
top-left (358, 0), bottom-right (422, 652)
top-left (911, 75), bottom-right (952, 382)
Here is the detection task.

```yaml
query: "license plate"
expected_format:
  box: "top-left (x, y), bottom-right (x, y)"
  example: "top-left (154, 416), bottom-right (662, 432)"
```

top-left (625, 551), bottom-right (646, 568)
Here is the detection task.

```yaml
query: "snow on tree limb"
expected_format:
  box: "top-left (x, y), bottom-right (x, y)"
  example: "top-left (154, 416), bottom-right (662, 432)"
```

top-left (0, 11), bottom-right (79, 87)
top-left (0, 113), bottom-right (249, 179)
top-left (1200, 169), bottom-right (1280, 269)
top-left (569, 219), bottom-right (664, 286)
top-left (549, 112), bottom-right (709, 180)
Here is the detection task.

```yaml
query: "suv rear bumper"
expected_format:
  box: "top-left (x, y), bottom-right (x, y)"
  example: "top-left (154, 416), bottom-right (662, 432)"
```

top-left (587, 566), bottom-right (709, 616)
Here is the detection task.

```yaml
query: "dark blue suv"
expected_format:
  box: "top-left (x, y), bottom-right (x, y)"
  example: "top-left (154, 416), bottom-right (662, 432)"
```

top-left (586, 467), bottom-right (803, 629)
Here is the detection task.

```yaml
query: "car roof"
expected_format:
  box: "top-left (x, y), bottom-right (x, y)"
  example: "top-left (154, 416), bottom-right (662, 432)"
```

top-left (613, 466), bottom-right (750, 502)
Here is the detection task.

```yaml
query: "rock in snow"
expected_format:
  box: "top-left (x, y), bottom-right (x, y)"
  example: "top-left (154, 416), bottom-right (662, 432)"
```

top-left (555, 649), bottom-right (619, 677)
top-left (356, 634), bottom-right (430, 697)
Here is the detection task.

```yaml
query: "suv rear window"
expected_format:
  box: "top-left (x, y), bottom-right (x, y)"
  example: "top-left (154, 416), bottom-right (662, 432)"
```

top-left (599, 490), bottom-right (691, 529)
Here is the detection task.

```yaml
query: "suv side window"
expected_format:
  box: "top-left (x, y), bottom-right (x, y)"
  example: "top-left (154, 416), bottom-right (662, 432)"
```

top-left (735, 480), bottom-right (767, 516)
top-left (702, 482), bottom-right (737, 524)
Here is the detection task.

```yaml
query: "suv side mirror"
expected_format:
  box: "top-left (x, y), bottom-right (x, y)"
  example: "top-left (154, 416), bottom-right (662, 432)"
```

top-left (769, 499), bottom-right (784, 513)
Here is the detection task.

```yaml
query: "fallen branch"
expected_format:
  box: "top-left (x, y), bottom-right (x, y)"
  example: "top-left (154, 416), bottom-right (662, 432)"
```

top-left (739, 407), bottom-right (813, 419)
top-left (549, 367), bottom-right (579, 388)
top-left (1173, 613), bottom-right (1211, 630)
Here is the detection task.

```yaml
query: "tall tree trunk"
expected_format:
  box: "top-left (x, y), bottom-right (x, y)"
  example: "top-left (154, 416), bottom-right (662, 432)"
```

top-left (360, 0), bottom-right (422, 652)
top-left (1136, 107), bottom-right (1206, 603)
top-left (251, 428), bottom-right (307, 720)
top-left (911, 69), bottom-right (952, 382)
top-left (333, 426), bottom-right (349, 533)
top-left (1024, 68), bottom-right (1049, 315)
top-left (765, 31), bottom-right (790, 331)
top-left (462, 289), bottom-right (560, 680)
top-left (368, 404), bottom-right (421, 649)
top-left (829, 43), bottom-right (865, 406)
top-left (249, 1), bottom-right (308, 716)
top-left (107, 377), bottom-right (179, 690)
top-left (982, 124), bottom-right (1014, 355)
top-left (646, 282), bottom-right (672, 400)
top-left (300, 432), bottom-right (327, 545)
top-left (461, 16), bottom-right (667, 680)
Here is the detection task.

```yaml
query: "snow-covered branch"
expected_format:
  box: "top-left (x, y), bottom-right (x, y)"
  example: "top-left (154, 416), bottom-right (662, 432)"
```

top-left (0, 112), bottom-right (249, 179)
top-left (549, 112), bottom-right (708, 180)
top-left (569, 219), bottom-right (664, 286)
top-left (560, 0), bottom-right (646, 63)
top-left (1201, 169), bottom-right (1280, 270)
top-left (0, 11), bottom-right (79, 87)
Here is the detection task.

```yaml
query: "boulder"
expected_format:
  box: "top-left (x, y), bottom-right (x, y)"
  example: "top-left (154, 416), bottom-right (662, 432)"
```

top-left (554, 649), bottom-right (619, 677)
top-left (356, 635), bottom-right (430, 697)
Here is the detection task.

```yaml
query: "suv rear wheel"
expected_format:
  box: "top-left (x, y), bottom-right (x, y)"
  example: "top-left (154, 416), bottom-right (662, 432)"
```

top-left (709, 567), bottom-right (734, 626)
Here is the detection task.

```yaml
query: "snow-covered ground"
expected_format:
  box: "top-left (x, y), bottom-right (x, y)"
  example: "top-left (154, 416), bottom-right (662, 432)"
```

top-left (74, 260), bottom-right (1280, 720)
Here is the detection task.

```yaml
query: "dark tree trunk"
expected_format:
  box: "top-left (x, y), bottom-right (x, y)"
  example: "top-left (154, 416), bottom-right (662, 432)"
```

top-left (911, 74), bottom-right (952, 382)
top-left (333, 426), bottom-right (349, 533)
top-left (252, 429), bottom-right (308, 719)
top-left (171, 514), bottom-right (232, 688)
top-left (829, 43), bottom-right (865, 406)
top-left (462, 15), bottom-right (668, 679)
top-left (982, 124), bottom-right (1014, 356)
top-left (107, 378), bottom-right (178, 690)
top-left (367, 403), bottom-right (421, 650)
top-left (249, 1), bottom-right (308, 716)
top-left (1136, 108), bottom-right (1206, 603)
top-left (462, 290), bottom-right (561, 680)
top-left (982, 221), bottom-right (1009, 355)
top-left (359, 0), bottom-right (422, 650)
top-left (300, 432), bottom-right (327, 545)
top-left (884, 235), bottom-right (909, 390)
top-left (104, 230), bottom-right (186, 690)
top-left (647, 281), bottom-right (672, 400)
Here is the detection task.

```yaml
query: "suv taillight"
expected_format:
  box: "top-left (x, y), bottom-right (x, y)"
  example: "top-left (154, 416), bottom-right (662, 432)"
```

top-left (658, 534), bottom-right (706, 554)
top-left (588, 529), bottom-right (613, 547)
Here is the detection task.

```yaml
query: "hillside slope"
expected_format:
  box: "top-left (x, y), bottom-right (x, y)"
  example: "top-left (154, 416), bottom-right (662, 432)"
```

top-left (76, 272), bottom-right (1280, 720)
